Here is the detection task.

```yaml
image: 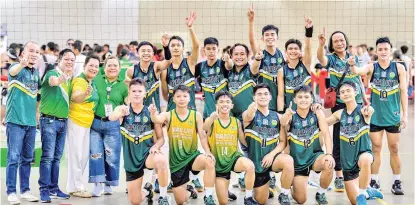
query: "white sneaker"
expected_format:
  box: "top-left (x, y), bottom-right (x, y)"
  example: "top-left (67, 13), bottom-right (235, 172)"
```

top-left (21, 191), bottom-right (39, 202)
top-left (91, 183), bottom-right (103, 197)
top-left (103, 185), bottom-right (113, 195)
top-left (7, 193), bottom-right (20, 205)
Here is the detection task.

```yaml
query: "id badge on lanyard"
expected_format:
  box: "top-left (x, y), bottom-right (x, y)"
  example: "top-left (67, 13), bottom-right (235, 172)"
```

top-left (105, 79), bottom-right (116, 117)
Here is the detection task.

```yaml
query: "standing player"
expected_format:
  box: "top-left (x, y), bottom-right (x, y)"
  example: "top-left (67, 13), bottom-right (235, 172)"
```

top-left (161, 11), bottom-right (199, 111)
top-left (149, 85), bottom-right (216, 205)
top-left (109, 78), bottom-right (170, 205)
top-left (248, 3), bottom-right (285, 112)
top-left (203, 90), bottom-right (257, 205)
top-left (242, 84), bottom-right (294, 205)
top-left (125, 34), bottom-right (172, 111)
top-left (281, 85), bottom-right (334, 205)
top-left (350, 37), bottom-right (407, 194)
top-left (326, 82), bottom-right (383, 205)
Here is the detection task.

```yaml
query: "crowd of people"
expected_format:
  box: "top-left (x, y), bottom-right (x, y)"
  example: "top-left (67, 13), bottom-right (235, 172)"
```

top-left (0, 5), bottom-right (414, 205)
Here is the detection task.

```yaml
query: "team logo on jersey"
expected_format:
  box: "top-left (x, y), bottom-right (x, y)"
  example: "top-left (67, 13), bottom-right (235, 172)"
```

top-left (389, 72), bottom-right (395, 79)
top-left (135, 116), bottom-right (141, 122)
top-left (209, 68), bottom-right (215, 75)
top-left (347, 117), bottom-right (353, 123)
top-left (263, 119), bottom-right (268, 125)
top-left (271, 58), bottom-right (277, 64)
top-left (175, 70), bottom-right (181, 77)
top-left (309, 117), bottom-right (314, 125)
top-left (216, 67), bottom-right (220, 74)
top-left (272, 120), bottom-right (278, 126)
top-left (181, 67), bottom-right (187, 74)
top-left (381, 71), bottom-right (387, 78)
top-left (302, 120), bottom-right (307, 126)
top-left (278, 58), bottom-right (282, 64)
top-left (354, 115), bottom-right (360, 123)
top-left (143, 116), bottom-right (148, 123)
top-left (234, 75), bottom-right (239, 81)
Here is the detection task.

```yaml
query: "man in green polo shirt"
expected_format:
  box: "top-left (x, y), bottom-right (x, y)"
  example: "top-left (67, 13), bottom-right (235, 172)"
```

top-left (6, 41), bottom-right (41, 204)
top-left (89, 56), bottom-right (129, 197)
top-left (38, 48), bottom-right (75, 203)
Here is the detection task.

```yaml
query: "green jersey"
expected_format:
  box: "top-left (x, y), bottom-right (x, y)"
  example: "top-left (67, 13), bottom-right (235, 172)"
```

top-left (6, 66), bottom-right (40, 126)
top-left (166, 59), bottom-right (196, 111)
top-left (133, 62), bottom-right (160, 111)
top-left (340, 105), bottom-right (372, 171)
top-left (283, 61), bottom-right (312, 110)
top-left (327, 53), bottom-right (363, 104)
top-left (209, 117), bottom-right (242, 173)
top-left (40, 69), bottom-right (72, 118)
top-left (228, 64), bottom-right (257, 120)
top-left (167, 109), bottom-right (200, 173)
top-left (245, 110), bottom-right (280, 173)
top-left (288, 111), bottom-right (323, 171)
top-left (370, 62), bottom-right (401, 126)
top-left (258, 49), bottom-right (285, 111)
top-left (195, 60), bottom-right (228, 119)
top-left (121, 105), bottom-right (154, 173)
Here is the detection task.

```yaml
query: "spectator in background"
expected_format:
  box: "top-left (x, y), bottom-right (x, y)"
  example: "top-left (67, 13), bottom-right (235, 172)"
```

top-left (102, 44), bottom-right (111, 61)
top-left (67, 39), bottom-right (75, 49)
top-left (400, 45), bottom-right (411, 70)
top-left (82, 44), bottom-right (92, 55)
top-left (348, 44), bottom-right (357, 56)
top-left (152, 46), bottom-right (162, 61)
top-left (197, 46), bottom-right (206, 63)
top-left (40, 45), bottom-right (46, 55)
top-left (116, 44), bottom-right (124, 58)
top-left (72, 40), bottom-right (87, 77)
top-left (54, 44), bottom-right (60, 57)
top-left (356, 45), bottom-right (370, 66)
top-left (128, 41), bottom-right (139, 63)
top-left (360, 44), bottom-right (371, 63)
top-left (368, 47), bottom-right (377, 61)
top-left (36, 42), bottom-right (58, 78)
top-left (119, 48), bottom-right (133, 81)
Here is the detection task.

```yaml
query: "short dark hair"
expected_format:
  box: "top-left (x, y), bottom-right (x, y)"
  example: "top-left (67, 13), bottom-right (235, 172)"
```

top-left (294, 85), bottom-right (313, 96)
top-left (360, 44), bottom-right (367, 49)
top-left (204, 37), bottom-right (219, 47)
top-left (262, 24), bottom-right (279, 36)
top-left (129, 41), bottom-right (139, 46)
top-left (94, 45), bottom-right (103, 53)
top-left (375, 37), bottom-right (392, 48)
top-left (120, 49), bottom-right (129, 58)
top-left (41, 44), bottom-right (46, 51)
top-left (222, 46), bottom-right (231, 54)
top-left (84, 54), bottom-right (100, 68)
top-left (169, 36), bottom-right (184, 47)
top-left (230, 43), bottom-right (249, 57)
top-left (328, 31), bottom-right (350, 53)
top-left (285, 39), bottom-right (302, 50)
top-left (129, 78), bottom-right (146, 89)
top-left (368, 47), bottom-right (374, 51)
top-left (67, 38), bottom-right (74, 43)
top-left (103, 44), bottom-right (110, 48)
top-left (173, 85), bottom-right (190, 95)
top-left (215, 90), bottom-right (233, 102)
top-left (47, 42), bottom-right (56, 51)
top-left (339, 81), bottom-right (357, 91)
top-left (315, 63), bottom-right (323, 69)
top-left (400, 45), bottom-right (408, 54)
top-left (72, 40), bottom-right (82, 52)
top-left (9, 43), bottom-right (18, 50)
top-left (58, 48), bottom-right (75, 61)
top-left (254, 83), bottom-right (271, 94)
top-left (138, 41), bottom-right (154, 51)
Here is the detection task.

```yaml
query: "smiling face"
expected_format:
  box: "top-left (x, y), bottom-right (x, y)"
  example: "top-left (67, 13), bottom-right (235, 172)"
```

top-left (139, 45), bottom-right (154, 62)
top-left (254, 87), bottom-right (272, 107)
top-left (59, 52), bottom-right (75, 73)
top-left (169, 39), bottom-right (184, 57)
top-left (294, 91), bottom-right (313, 110)
top-left (262, 30), bottom-right (278, 47)
top-left (231, 46), bottom-right (248, 67)
top-left (22, 42), bottom-right (40, 66)
top-left (376, 42), bottom-right (392, 61)
top-left (331, 33), bottom-right (347, 53)
top-left (104, 58), bottom-right (120, 79)
top-left (216, 95), bottom-right (233, 115)
top-left (285, 43), bottom-right (301, 61)
top-left (339, 84), bottom-right (357, 103)
top-left (84, 58), bottom-right (99, 79)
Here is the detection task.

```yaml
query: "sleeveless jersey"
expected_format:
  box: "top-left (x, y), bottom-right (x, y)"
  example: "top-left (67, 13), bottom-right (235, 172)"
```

top-left (166, 59), bottom-right (196, 111)
top-left (326, 53), bottom-right (363, 104)
top-left (132, 62), bottom-right (160, 111)
top-left (283, 61), bottom-right (312, 110)
top-left (228, 64), bottom-right (256, 120)
top-left (120, 106), bottom-right (154, 172)
top-left (245, 110), bottom-right (280, 173)
top-left (208, 117), bottom-right (242, 173)
top-left (288, 111), bottom-right (323, 171)
top-left (370, 62), bottom-right (400, 126)
top-left (167, 109), bottom-right (200, 173)
top-left (259, 49), bottom-right (285, 111)
top-left (198, 60), bottom-right (228, 119)
top-left (339, 105), bottom-right (372, 171)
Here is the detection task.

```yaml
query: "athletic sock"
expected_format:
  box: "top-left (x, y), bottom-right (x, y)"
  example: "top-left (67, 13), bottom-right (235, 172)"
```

top-left (359, 188), bottom-right (369, 198)
top-left (239, 172), bottom-right (245, 179)
top-left (393, 174), bottom-right (400, 181)
top-left (143, 189), bottom-right (150, 196)
top-left (317, 187), bottom-right (326, 194)
top-left (246, 189), bottom-right (253, 198)
top-left (205, 187), bottom-right (213, 197)
top-left (371, 174), bottom-right (379, 181)
top-left (191, 174), bottom-right (198, 181)
top-left (160, 186), bottom-right (167, 197)
top-left (280, 188), bottom-right (290, 195)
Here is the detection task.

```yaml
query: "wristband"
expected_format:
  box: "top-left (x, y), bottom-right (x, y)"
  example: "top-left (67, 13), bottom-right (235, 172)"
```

top-left (305, 26), bottom-right (313, 38)
top-left (163, 46), bottom-right (171, 60)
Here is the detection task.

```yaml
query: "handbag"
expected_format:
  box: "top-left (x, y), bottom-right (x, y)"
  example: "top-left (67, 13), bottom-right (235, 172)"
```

top-left (324, 67), bottom-right (348, 109)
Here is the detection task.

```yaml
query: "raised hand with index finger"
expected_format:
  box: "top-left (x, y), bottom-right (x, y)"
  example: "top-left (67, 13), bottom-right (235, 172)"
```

top-left (247, 2), bottom-right (255, 22)
top-left (318, 27), bottom-right (327, 46)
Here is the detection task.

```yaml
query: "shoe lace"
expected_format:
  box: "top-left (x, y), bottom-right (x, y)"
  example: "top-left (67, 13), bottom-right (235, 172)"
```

top-left (394, 181), bottom-right (402, 189)
top-left (193, 179), bottom-right (202, 187)
top-left (319, 193), bottom-right (328, 202)
top-left (280, 194), bottom-right (290, 203)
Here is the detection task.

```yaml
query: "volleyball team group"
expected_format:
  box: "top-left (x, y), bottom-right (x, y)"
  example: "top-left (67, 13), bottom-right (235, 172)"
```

top-left (4, 4), bottom-right (409, 205)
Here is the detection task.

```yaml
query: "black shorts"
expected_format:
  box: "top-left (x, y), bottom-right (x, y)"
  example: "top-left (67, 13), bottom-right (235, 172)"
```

top-left (216, 156), bottom-right (242, 180)
top-left (171, 154), bottom-right (201, 188)
top-left (294, 152), bottom-right (324, 176)
top-left (126, 164), bottom-right (153, 182)
top-left (370, 123), bottom-right (401, 133)
top-left (343, 169), bottom-right (360, 181)
top-left (253, 152), bottom-right (282, 188)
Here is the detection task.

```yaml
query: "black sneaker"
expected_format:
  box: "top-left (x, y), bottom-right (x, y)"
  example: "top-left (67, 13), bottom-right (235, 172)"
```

top-left (270, 175), bottom-right (277, 189)
top-left (315, 192), bottom-right (329, 205)
top-left (228, 191), bottom-right (237, 201)
top-left (158, 196), bottom-right (169, 205)
top-left (391, 180), bottom-right (404, 195)
top-left (278, 193), bottom-right (291, 205)
top-left (204, 195), bottom-right (216, 205)
top-left (167, 182), bottom-right (173, 193)
top-left (268, 188), bottom-right (275, 199)
top-left (144, 182), bottom-right (154, 202)
top-left (154, 179), bottom-right (160, 193)
top-left (244, 196), bottom-right (259, 205)
top-left (370, 179), bottom-right (381, 190)
top-left (187, 185), bottom-right (198, 199)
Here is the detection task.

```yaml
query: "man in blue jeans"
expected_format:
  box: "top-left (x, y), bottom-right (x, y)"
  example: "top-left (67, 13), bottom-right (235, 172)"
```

top-left (38, 48), bottom-right (75, 202)
top-left (5, 41), bottom-right (41, 204)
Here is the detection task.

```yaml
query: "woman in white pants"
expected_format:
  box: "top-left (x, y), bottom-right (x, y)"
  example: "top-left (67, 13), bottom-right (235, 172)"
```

top-left (66, 55), bottom-right (100, 197)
